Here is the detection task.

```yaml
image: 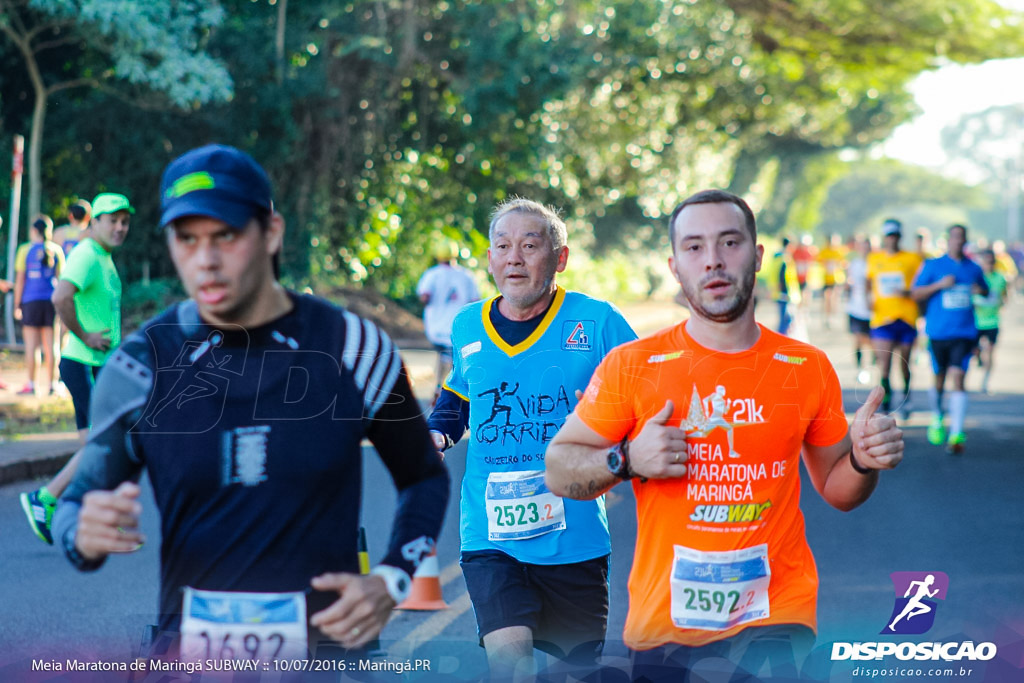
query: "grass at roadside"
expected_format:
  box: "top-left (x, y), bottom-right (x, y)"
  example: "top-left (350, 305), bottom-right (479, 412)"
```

top-left (0, 398), bottom-right (77, 439)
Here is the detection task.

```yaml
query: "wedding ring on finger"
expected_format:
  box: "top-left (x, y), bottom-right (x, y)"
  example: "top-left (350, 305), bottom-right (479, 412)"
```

top-left (673, 452), bottom-right (681, 464)
top-left (350, 626), bottom-right (361, 638)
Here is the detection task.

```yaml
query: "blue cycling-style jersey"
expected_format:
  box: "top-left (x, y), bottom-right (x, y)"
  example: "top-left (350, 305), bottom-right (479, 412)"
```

top-left (443, 286), bottom-right (636, 564)
top-left (22, 242), bottom-right (61, 303)
top-left (914, 255), bottom-right (988, 340)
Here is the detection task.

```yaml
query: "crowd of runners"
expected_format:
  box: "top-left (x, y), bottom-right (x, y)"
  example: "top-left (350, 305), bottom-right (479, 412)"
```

top-left (761, 219), bottom-right (1017, 454)
top-left (8, 147), bottom-right (1016, 681)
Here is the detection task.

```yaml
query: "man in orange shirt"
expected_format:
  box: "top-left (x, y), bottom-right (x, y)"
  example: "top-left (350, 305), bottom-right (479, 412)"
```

top-left (546, 189), bottom-right (904, 681)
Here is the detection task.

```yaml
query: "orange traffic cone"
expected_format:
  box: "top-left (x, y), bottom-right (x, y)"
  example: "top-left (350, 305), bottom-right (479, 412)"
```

top-left (396, 548), bottom-right (448, 611)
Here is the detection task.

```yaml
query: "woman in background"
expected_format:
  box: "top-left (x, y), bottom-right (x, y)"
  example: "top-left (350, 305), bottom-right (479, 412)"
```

top-left (14, 215), bottom-right (65, 395)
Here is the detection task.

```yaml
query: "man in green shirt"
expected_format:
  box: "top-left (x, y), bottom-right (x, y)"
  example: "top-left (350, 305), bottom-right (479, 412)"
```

top-left (19, 192), bottom-right (131, 545)
top-left (973, 248), bottom-right (1007, 395)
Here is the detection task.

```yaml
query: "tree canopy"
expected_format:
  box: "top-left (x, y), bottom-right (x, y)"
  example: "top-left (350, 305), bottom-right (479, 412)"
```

top-left (2, 0), bottom-right (1021, 301)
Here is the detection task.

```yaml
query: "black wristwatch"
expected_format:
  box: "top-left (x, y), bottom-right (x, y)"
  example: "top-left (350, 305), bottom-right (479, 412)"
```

top-left (607, 438), bottom-right (634, 480)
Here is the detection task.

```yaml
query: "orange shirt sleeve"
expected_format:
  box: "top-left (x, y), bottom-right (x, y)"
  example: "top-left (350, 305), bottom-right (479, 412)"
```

top-left (803, 350), bottom-right (849, 447)
top-left (575, 346), bottom-right (638, 443)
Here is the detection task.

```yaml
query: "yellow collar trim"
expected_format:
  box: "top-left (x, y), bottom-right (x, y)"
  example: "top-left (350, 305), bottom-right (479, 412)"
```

top-left (482, 286), bottom-right (565, 357)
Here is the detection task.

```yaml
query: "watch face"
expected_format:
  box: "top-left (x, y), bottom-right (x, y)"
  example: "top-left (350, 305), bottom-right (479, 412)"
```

top-left (607, 447), bottom-right (624, 475)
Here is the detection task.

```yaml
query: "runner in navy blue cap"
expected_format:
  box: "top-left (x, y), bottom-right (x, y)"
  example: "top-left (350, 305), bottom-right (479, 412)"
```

top-left (53, 144), bottom-right (450, 661)
top-left (159, 143), bottom-right (273, 228)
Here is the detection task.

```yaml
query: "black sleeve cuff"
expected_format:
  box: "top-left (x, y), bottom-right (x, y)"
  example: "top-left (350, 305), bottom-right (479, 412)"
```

top-left (61, 527), bottom-right (106, 572)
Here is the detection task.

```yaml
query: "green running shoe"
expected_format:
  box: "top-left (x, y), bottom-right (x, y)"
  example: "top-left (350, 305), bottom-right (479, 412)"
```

top-left (946, 432), bottom-right (966, 455)
top-left (19, 489), bottom-right (55, 545)
top-left (927, 417), bottom-right (947, 446)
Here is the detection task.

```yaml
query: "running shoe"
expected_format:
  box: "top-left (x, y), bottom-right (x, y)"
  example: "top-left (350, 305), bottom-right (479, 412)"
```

top-left (946, 432), bottom-right (966, 455)
top-left (19, 489), bottom-right (55, 545)
top-left (16, 384), bottom-right (35, 396)
top-left (927, 417), bottom-right (947, 446)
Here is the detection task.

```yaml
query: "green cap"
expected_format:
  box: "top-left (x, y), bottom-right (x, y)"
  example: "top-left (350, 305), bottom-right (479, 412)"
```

top-left (91, 192), bottom-right (135, 217)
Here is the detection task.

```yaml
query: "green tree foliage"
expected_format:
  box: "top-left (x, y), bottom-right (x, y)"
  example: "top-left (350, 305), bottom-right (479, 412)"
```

top-left (3, 0), bottom-right (1023, 304)
top-left (0, 0), bottom-right (232, 219)
top-left (817, 159), bottom-right (989, 237)
top-left (714, 0), bottom-right (1024, 233)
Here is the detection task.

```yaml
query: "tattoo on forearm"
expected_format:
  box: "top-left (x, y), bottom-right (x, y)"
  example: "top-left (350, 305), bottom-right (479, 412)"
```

top-left (568, 480), bottom-right (604, 499)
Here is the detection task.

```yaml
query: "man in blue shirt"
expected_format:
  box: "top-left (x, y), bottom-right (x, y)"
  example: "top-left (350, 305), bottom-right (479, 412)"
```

top-left (427, 198), bottom-right (636, 677)
top-left (912, 224), bottom-right (988, 453)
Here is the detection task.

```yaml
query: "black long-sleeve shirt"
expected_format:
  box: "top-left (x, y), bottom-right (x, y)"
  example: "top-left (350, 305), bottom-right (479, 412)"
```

top-left (54, 293), bottom-right (449, 634)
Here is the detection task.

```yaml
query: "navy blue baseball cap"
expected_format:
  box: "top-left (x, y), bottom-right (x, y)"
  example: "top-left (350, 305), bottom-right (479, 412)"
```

top-left (159, 144), bottom-right (273, 229)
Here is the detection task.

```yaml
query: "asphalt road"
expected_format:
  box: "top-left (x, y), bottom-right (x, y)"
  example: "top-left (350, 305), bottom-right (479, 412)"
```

top-left (2, 297), bottom-right (1022, 682)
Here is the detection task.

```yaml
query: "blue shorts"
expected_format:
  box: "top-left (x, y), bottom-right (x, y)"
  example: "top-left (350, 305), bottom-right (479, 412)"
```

top-left (460, 549), bottom-right (608, 663)
top-left (21, 299), bottom-right (56, 327)
top-left (848, 315), bottom-right (870, 336)
top-left (929, 338), bottom-right (976, 374)
top-left (977, 328), bottom-right (999, 345)
top-left (870, 320), bottom-right (917, 346)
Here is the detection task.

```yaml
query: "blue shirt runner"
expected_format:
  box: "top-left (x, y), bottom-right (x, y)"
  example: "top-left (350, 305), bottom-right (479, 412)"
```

top-left (435, 286), bottom-right (636, 565)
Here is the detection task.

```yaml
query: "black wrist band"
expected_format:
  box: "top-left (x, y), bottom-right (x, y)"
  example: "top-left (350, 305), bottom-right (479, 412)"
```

top-left (849, 450), bottom-right (874, 475)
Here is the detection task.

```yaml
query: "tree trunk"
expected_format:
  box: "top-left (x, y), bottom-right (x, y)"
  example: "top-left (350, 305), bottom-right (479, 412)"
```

top-left (1, 19), bottom-right (48, 220)
top-left (275, 0), bottom-right (288, 84)
top-left (727, 145), bottom-right (768, 198)
top-left (759, 151), bottom-right (811, 235)
top-left (28, 87), bottom-right (46, 220)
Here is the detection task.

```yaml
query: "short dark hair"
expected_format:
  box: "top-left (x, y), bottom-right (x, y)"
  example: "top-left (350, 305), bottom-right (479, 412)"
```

top-left (253, 208), bottom-right (281, 280)
top-left (69, 203), bottom-right (89, 222)
top-left (668, 189), bottom-right (757, 247)
top-left (948, 223), bottom-right (968, 239)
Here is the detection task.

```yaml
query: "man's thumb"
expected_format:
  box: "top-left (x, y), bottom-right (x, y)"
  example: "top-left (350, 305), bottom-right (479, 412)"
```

top-left (650, 400), bottom-right (675, 425)
top-left (311, 572), bottom-right (354, 591)
top-left (855, 386), bottom-right (885, 423)
top-left (113, 481), bottom-right (141, 499)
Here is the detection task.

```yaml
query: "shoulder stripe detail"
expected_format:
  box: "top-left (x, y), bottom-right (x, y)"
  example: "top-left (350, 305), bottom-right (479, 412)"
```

top-left (342, 310), bottom-right (363, 373)
top-left (366, 347), bottom-right (402, 418)
top-left (342, 311), bottom-right (402, 418)
top-left (354, 318), bottom-right (381, 389)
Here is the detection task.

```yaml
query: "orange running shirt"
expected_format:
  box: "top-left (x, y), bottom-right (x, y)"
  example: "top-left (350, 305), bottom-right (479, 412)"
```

top-left (575, 322), bottom-right (849, 650)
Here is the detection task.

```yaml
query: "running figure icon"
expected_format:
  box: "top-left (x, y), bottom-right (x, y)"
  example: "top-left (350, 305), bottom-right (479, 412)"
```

top-left (703, 385), bottom-right (740, 458)
top-left (478, 381), bottom-right (519, 428)
top-left (887, 574), bottom-right (939, 632)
